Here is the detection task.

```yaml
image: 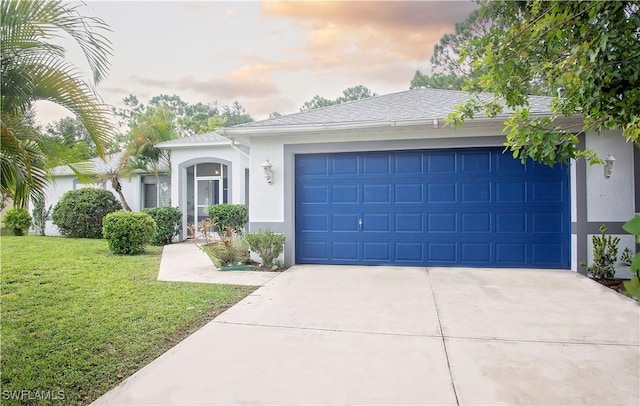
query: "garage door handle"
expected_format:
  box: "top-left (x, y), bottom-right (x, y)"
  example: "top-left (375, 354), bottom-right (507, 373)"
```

top-left (358, 219), bottom-right (363, 230)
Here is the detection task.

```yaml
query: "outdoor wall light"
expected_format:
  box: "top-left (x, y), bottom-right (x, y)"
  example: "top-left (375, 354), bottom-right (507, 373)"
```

top-left (604, 154), bottom-right (616, 179)
top-left (261, 159), bottom-right (273, 184)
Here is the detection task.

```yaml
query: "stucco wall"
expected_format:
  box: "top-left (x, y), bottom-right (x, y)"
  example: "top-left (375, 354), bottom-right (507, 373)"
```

top-left (581, 131), bottom-right (636, 274)
top-left (585, 131), bottom-right (635, 222)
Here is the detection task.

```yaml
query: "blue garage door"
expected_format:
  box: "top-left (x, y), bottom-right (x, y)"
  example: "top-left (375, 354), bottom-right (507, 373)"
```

top-left (295, 148), bottom-right (570, 268)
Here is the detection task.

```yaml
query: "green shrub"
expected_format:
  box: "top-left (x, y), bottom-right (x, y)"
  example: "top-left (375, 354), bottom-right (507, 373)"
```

top-left (143, 207), bottom-right (182, 245)
top-left (580, 224), bottom-right (619, 280)
top-left (102, 212), bottom-right (156, 255)
top-left (52, 188), bottom-right (122, 238)
top-left (244, 229), bottom-right (285, 267)
top-left (3, 208), bottom-right (32, 236)
top-left (206, 241), bottom-right (249, 268)
top-left (622, 216), bottom-right (640, 300)
top-left (207, 204), bottom-right (248, 236)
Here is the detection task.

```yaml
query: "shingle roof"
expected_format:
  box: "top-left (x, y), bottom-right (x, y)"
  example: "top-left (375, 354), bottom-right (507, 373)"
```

top-left (156, 132), bottom-right (230, 148)
top-left (51, 151), bottom-right (169, 176)
top-left (235, 88), bottom-right (553, 129)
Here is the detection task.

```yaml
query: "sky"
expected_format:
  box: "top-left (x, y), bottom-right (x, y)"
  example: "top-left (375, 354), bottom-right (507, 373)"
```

top-left (36, 0), bottom-right (479, 126)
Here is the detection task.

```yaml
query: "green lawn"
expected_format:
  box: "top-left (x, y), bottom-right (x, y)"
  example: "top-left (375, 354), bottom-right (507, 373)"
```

top-left (1, 236), bottom-right (256, 405)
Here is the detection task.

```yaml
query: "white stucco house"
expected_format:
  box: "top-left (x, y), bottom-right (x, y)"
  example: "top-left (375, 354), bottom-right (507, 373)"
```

top-left (45, 88), bottom-right (638, 274)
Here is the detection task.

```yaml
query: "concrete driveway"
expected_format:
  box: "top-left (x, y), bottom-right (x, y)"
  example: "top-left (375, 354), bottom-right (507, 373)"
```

top-left (94, 266), bottom-right (640, 405)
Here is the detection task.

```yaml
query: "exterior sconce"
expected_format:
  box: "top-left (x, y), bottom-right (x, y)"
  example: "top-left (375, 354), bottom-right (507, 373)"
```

top-left (261, 159), bottom-right (273, 184)
top-left (604, 154), bottom-right (616, 179)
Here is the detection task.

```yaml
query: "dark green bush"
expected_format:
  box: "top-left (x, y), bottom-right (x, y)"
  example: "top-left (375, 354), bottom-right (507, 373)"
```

top-left (244, 229), bottom-right (285, 267)
top-left (207, 204), bottom-right (248, 236)
top-left (102, 212), bottom-right (156, 255)
top-left (143, 207), bottom-right (182, 245)
top-left (52, 188), bottom-right (122, 238)
top-left (3, 208), bottom-right (32, 236)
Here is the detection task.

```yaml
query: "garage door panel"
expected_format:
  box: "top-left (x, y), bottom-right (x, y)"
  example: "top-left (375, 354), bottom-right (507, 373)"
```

top-left (363, 154), bottom-right (391, 174)
top-left (428, 213), bottom-right (457, 232)
top-left (396, 213), bottom-right (424, 232)
top-left (461, 213), bottom-right (492, 233)
top-left (332, 155), bottom-right (359, 175)
top-left (333, 242), bottom-right (359, 261)
top-left (531, 181), bottom-right (564, 202)
top-left (363, 213), bottom-right (390, 232)
top-left (300, 241), bottom-right (329, 261)
top-left (301, 214), bottom-right (328, 232)
top-left (460, 151), bottom-right (492, 172)
top-left (296, 148), bottom-right (570, 268)
top-left (363, 184), bottom-right (391, 203)
top-left (395, 183), bottom-right (423, 203)
top-left (332, 213), bottom-right (359, 232)
top-left (428, 183), bottom-right (457, 202)
top-left (428, 243), bottom-right (458, 263)
top-left (461, 182), bottom-right (491, 202)
top-left (363, 242), bottom-right (391, 261)
top-left (496, 182), bottom-right (526, 202)
top-left (395, 151), bottom-right (423, 173)
top-left (496, 213), bottom-right (526, 233)
top-left (395, 242), bottom-right (424, 262)
top-left (496, 243), bottom-right (527, 263)
top-left (461, 243), bottom-right (492, 263)
top-left (299, 185), bottom-right (329, 204)
top-left (531, 213), bottom-right (564, 233)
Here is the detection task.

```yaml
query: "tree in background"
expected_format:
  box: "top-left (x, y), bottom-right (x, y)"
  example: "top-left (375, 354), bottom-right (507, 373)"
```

top-left (1, 0), bottom-right (113, 207)
top-left (410, 9), bottom-right (492, 90)
top-left (44, 117), bottom-right (96, 161)
top-left (447, 0), bottom-right (640, 166)
top-left (300, 85), bottom-right (377, 111)
top-left (113, 94), bottom-right (252, 139)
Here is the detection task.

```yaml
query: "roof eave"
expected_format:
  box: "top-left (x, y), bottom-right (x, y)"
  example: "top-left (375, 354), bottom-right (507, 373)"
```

top-left (221, 112), bottom-right (582, 138)
top-left (156, 140), bottom-right (231, 149)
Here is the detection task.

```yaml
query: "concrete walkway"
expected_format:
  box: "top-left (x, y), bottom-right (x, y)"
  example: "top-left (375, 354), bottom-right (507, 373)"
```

top-left (95, 265), bottom-right (639, 405)
top-left (157, 241), bottom-right (279, 286)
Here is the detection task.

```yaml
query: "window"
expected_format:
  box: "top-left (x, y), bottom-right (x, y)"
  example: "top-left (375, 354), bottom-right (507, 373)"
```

top-left (142, 176), bottom-right (171, 208)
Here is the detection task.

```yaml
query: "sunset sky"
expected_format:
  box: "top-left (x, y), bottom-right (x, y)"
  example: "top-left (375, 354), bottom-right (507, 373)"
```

top-left (36, 0), bottom-right (478, 126)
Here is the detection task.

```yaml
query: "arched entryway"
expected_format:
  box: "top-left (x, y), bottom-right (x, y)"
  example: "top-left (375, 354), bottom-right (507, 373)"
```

top-left (187, 162), bottom-right (228, 225)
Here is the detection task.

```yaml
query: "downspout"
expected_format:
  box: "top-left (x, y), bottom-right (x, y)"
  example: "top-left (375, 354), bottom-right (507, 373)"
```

top-left (229, 139), bottom-right (250, 158)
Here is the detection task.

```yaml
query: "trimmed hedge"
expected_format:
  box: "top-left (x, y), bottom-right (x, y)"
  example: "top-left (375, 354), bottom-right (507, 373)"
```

top-left (207, 204), bottom-right (248, 235)
top-left (102, 212), bottom-right (156, 255)
top-left (3, 208), bottom-right (32, 236)
top-left (52, 188), bottom-right (122, 238)
top-left (143, 207), bottom-right (182, 245)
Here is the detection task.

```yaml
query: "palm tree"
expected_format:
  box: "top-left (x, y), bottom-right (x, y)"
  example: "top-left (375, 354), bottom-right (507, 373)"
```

top-left (1, 0), bottom-right (113, 208)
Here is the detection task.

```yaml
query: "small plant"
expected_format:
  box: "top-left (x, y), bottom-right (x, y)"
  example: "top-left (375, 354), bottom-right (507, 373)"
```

top-left (580, 225), bottom-right (619, 280)
top-left (31, 195), bottom-right (52, 236)
top-left (52, 188), bottom-right (122, 238)
top-left (208, 204), bottom-right (248, 237)
top-left (102, 212), bottom-right (156, 255)
top-left (620, 247), bottom-right (634, 266)
top-left (3, 208), bottom-right (32, 236)
top-left (622, 216), bottom-right (640, 300)
top-left (143, 207), bottom-right (182, 245)
top-left (198, 218), bottom-right (215, 244)
top-left (207, 240), bottom-right (249, 268)
top-left (244, 229), bottom-right (285, 268)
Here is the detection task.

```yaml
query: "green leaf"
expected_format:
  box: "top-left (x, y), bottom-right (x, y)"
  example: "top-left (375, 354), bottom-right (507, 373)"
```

top-left (622, 216), bottom-right (640, 237)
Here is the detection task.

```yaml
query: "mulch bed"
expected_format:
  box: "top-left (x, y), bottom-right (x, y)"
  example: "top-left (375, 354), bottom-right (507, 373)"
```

top-left (592, 278), bottom-right (628, 294)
